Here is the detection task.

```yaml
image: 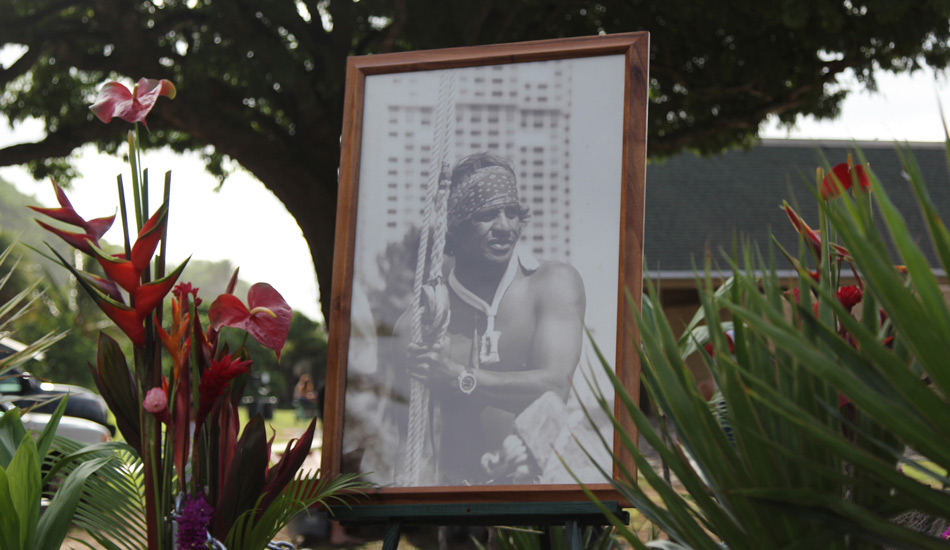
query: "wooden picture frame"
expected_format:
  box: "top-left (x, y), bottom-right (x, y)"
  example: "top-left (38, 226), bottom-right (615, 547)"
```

top-left (324, 32), bottom-right (648, 505)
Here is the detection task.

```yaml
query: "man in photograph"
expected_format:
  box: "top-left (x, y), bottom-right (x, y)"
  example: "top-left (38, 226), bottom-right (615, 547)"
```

top-left (392, 152), bottom-right (587, 486)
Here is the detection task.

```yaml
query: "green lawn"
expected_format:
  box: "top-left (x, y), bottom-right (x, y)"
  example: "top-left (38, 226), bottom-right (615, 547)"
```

top-left (237, 407), bottom-right (323, 447)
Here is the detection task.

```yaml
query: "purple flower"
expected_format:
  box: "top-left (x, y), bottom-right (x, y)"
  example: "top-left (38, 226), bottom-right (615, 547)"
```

top-left (177, 495), bottom-right (213, 550)
top-left (942, 523), bottom-right (950, 540)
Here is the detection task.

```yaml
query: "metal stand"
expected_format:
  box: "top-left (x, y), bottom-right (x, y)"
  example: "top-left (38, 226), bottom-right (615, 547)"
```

top-left (329, 501), bottom-right (628, 550)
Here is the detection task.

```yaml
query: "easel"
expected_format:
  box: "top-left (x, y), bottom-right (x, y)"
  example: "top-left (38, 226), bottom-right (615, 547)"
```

top-left (329, 501), bottom-right (629, 550)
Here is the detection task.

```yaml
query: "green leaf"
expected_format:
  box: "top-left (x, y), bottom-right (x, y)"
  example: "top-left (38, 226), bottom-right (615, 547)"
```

top-left (0, 466), bottom-right (21, 550)
top-left (7, 435), bottom-right (40, 550)
top-left (0, 408), bottom-right (27, 470)
top-left (33, 456), bottom-right (116, 550)
top-left (32, 395), bottom-right (67, 462)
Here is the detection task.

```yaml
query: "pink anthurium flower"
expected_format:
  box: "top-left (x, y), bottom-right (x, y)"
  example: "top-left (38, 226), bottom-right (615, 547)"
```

top-left (90, 77), bottom-right (177, 128)
top-left (209, 283), bottom-right (292, 358)
top-left (30, 180), bottom-right (116, 255)
top-left (821, 160), bottom-right (871, 199)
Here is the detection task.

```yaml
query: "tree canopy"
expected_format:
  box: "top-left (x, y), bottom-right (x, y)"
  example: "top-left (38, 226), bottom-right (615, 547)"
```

top-left (2, 0), bottom-right (950, 320)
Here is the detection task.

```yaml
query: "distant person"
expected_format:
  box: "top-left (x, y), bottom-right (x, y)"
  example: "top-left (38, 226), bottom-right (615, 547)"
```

top-left (293, 373), bottom-right (318, 419)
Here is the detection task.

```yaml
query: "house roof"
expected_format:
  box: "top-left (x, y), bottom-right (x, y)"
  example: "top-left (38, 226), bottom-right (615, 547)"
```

top-left (643, 139), bottom-right (950, 278)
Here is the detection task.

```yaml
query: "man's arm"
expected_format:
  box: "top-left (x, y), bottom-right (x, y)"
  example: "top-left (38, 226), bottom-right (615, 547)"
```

top-left (410, 261), bottom-right (586, 414)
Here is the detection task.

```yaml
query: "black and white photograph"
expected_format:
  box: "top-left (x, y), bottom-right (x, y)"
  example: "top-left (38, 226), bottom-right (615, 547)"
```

top-left (326, 34), bottom-right (647, 499)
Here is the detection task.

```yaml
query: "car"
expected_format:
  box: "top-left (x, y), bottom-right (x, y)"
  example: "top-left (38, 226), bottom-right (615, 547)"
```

top-left (0, 368), bottom-right (114, 434)
top-left (0, 338), bottom-right (114, 435)
top-left (0, 400), bottom-right (112, 445)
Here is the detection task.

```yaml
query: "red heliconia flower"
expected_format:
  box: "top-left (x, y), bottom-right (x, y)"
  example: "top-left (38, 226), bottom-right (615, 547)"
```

top-left (157, 294), bottom-right (192, 382)
top-left (197, 354), bottom-right (252, 425)
top-left (821, 161), bottom-right (871, 199)
top-left (836, 285), bottom-right (863, 312)
top-left (98, 297), bottom-right (149, 347)
top-left (30, 180), bottom-right (116, 255)
top-left (83, 259), bottom-right (187, 347)
top-left (90, 204), bottom-right (168, 293)
top-left (209, 283), bottom-right (292, 359)
top-left (782, 202), bottom-right (851, 259)
top-left (90, 77), bottom-right (176, 129)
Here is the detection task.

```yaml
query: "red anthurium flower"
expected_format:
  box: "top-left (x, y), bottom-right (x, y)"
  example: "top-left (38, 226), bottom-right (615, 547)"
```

top-left (197, 354), bottom-right (252, 425)
top-left (90, 78), bottom-right (177, 129)
top-left (836, 285), bottom-right (863, 312)
top-left (210, 283), bottom-right (292, 359)
top-left (30, 180), bottom-right (116, 255)
top-left (821, 161), bottom-right (871, 199)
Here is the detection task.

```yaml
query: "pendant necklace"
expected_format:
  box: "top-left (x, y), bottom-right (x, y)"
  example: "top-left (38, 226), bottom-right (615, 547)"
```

top-left (448, 254), bottom-right (519, 366)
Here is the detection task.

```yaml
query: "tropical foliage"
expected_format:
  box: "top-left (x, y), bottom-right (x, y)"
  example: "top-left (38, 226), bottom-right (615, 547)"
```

top-left (0, 240), bottom-right (136, 550)
top-left (27, 77), bottom-right (363, 549)
top-left (582, 146), bottom-right (950, 549)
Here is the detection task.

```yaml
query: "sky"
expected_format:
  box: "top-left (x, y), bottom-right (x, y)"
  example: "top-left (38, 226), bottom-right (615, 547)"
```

top-left (1, 55), bottom-right (949, 323)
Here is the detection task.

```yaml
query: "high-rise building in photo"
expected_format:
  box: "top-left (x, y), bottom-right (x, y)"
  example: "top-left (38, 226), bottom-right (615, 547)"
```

top-left (368, 60), bottom-right (573, 275)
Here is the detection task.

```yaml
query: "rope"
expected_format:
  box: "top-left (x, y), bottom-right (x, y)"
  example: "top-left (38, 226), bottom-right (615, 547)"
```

top-left (405, 70), bottom-right (457, 485)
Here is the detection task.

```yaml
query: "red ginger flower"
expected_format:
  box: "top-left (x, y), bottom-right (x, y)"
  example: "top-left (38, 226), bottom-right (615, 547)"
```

top-left (90, 78), bottom-right (176, 129)
top-left (821, 160), bottom-right (871, 199)
top-left (210, 283), bottom-right (292, 359)
top-left (197, 354), bottom-right (251, 425)
top-left (836, 285), bottom-right (863, 312)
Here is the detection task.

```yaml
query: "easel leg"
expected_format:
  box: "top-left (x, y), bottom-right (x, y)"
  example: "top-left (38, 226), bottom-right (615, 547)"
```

top-left (565, 520), bottom-right (581, 550)
top-left (382, 521), bottom-right (402, 550)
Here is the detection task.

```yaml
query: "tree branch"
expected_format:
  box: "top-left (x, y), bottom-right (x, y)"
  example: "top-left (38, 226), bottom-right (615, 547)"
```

top-left (0, 122), bottom-right (121, 168)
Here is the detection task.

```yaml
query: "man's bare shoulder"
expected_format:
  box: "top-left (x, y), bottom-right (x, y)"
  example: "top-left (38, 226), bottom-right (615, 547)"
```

top-left (527, 260), bottom-right (585, 298)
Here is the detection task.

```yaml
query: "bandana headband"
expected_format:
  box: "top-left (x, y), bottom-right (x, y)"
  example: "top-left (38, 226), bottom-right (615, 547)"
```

top-left (447, 165), bottom-right (520, 227)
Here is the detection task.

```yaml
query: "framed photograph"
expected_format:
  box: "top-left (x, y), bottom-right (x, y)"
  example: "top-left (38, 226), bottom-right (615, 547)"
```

top-left (325, 32), bottom-right (648, 504)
